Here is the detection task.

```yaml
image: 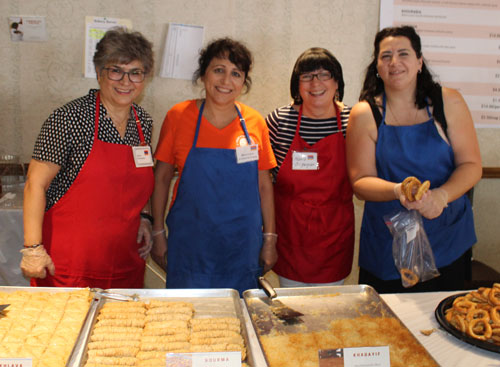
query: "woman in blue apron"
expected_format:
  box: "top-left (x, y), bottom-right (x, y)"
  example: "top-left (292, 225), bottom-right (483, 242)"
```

top-left (151, 38), bottom-right (278, 295)
top-left (346, 26), bottom-right (481, 293)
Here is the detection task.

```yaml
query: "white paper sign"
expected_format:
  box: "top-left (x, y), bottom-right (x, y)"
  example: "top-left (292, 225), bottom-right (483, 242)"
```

top-left (166, 352), bottom-right (241, 367)
top-left (8, 16), bottom-right (47, 42)
top-left (319, 346), bottom-right (390, 367)
top-left (160, 23), bottom-right (204, 80)
top-left (0, 358), bottom-right (33, 367)
top-left (379, 0), bottom-right (500, 128)
top-left (84, 16), bottom-right (132, 78)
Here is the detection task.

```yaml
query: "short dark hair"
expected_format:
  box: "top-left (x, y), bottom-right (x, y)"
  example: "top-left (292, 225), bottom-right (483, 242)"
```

top-left (93, 27), bottom-right (154, 75)
top-left (359, 25), bottom-right (440, 109)
top-left (193, 37), bottom-right (252, 93)
top-left (290, 47), bottom-right (345, 105)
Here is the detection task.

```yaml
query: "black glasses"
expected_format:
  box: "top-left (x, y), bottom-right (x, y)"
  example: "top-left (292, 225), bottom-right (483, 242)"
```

top-left (299, 71), bottom-right (332, 82)
top-left (102, 67), bottom-right (146, 83)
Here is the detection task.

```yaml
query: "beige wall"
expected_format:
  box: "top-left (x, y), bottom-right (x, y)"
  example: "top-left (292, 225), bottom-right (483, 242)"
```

top-left (1, 0), bottom-right (498, 281)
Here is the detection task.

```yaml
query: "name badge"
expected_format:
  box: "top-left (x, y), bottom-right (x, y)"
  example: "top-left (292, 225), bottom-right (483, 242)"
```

top-left (132, 146), bottom-right (154, 167)
top-left (292, 151), bottom-right (319, 170)
top-left (236, 144), bottom-right (259, 164)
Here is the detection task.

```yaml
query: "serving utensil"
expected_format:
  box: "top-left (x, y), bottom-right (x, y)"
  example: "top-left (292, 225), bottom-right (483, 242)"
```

top-left (258, 276), bottom-right (303, 320)
top-left (0, 304), bottom-right (10, 312)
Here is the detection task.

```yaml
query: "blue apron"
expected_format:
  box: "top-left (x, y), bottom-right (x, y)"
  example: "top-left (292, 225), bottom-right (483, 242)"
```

top-left (165, 101), bottom-right (263, 294)
top-left (359, 94), bottom-right (476, 280)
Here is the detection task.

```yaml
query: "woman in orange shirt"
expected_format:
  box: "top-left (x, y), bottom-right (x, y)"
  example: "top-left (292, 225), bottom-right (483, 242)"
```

top-left (151, 38), bottom-right (277, 294)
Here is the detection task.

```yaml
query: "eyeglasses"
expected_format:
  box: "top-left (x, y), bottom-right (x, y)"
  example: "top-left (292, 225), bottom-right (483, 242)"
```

top-left (102, 67), bottom-right (146, 83)
top-left (299, 71), bottom-right (332, 82)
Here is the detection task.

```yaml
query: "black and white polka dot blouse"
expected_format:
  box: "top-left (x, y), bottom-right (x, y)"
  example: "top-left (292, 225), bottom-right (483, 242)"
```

top-left (33, 89), bottom-right (153, 210)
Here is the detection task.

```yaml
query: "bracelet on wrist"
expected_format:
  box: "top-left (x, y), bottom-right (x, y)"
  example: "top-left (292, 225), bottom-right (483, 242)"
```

top-left (24, 243), bottom-right (42, 249)
top-left (152, 229), bottom-right (166, 237)
top-left (263, 233), bottom-right (278, 238)
top-left (140, 212), bottom-right (154, 225)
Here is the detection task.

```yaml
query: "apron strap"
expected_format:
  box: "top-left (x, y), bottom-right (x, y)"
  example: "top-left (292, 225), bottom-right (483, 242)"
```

top-left (382, 93), bottom-right (388, 125)
top-left (132, 106), bottom-right (147, 146)
top-left (235, 104), bottom-right (252, 144)
top-left (95, 93), bottom-right (101, 141)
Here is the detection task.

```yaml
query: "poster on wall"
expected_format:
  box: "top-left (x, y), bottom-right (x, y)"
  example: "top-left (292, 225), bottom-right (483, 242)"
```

top-left (84, 16), bottom-right (132, 79)
top-left (159, 23), bottom-right (204, 80)
top-left (380, 0), bottom-right (500, 128)
top-left (8, 16), bottom-right (47, 42)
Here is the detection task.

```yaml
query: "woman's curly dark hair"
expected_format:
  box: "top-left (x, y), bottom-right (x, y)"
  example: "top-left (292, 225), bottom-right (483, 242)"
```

top-left (359, 26), bottom-right (441, 111)
top-left (193, 37), bottom-right (252, 93)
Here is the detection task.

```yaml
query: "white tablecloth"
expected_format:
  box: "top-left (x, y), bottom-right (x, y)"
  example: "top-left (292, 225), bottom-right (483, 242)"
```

top-left (242, 291), bottom-right (500, 367)
top-left (0, 207), bottom-right (29, 286)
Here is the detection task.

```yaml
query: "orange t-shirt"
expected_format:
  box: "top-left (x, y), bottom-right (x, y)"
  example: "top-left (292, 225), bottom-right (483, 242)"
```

top-left (154, 99), bottom-right (277, 202)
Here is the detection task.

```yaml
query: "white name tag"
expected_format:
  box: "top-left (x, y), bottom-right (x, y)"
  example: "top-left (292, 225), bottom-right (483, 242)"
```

top-left (132, 146), bottom-right (154, 167)
top-left (236, 144), bottom-right (259, 164)
top-left (319, 346), bottom-right (390, 367)
top-left (292, 151), bottom-right (319, 170)
top-left (167, 351), bottom-right (241, 367)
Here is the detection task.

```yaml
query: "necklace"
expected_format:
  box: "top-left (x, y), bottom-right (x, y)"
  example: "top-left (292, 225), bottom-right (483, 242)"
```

top-left (387, 100), bottom-right (419, 125)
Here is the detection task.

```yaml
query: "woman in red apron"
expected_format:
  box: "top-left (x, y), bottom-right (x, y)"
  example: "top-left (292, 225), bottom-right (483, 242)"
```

top-left (20, 29), bottom-right (155, 288)
top-left (266, 48), bottom-right (354, 287)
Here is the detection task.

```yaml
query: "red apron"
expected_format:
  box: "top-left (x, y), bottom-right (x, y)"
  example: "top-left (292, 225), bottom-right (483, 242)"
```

top-left (33, 93), bottom-right (154, 288)
top-left (273, 104), bottom-right (354, 283)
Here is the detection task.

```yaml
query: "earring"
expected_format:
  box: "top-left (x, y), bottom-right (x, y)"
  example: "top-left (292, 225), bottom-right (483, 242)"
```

top-left (376, 72), bottom-right (380, 78)
top-left (334, 91), bottom-right (340, 101)
top-left (418, 69), bottom-right (422, 74)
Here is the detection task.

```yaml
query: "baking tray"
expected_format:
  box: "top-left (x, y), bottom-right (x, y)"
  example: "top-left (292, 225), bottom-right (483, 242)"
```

top-left (68, 288), bottom-right (256, 367)
top-left (435, 292), bottom-right (500, 354)
top-left (0, 286), bottom-right (95, 365)
top-left (243, 284), bottom-right (438, 366)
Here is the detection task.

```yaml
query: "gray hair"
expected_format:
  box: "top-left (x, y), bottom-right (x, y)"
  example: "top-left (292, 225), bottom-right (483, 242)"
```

top-left (93, 27), bottom-right (154, 75)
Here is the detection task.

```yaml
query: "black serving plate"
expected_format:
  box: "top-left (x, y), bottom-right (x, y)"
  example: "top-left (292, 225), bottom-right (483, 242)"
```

top-left (435, 292), bottom-right (500, 354)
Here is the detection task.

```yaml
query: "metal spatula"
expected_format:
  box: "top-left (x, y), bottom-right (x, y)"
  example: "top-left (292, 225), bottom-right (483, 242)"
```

top-left (258, 276), bottom-right (303, 320)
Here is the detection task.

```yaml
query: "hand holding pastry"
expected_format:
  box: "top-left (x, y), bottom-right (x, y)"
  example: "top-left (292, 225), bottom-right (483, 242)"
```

top-left (395, 176), bottom-right (431, 210)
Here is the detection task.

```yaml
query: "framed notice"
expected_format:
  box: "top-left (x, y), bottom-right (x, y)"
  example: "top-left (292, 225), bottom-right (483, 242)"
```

top-left (84, 16), bottom-right (132, 79)
top-left (380, 0), bottom-right (500, 128)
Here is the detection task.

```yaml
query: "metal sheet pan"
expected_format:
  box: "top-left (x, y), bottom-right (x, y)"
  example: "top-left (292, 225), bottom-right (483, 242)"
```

top-left (243, 284), bottom-right (438, 366)
top-left (68, 288), bottom-right (255, 367)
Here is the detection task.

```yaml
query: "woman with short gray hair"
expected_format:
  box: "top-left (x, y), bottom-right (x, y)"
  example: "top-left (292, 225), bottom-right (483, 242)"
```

top-left (21, 27), bottom-right (156, 288)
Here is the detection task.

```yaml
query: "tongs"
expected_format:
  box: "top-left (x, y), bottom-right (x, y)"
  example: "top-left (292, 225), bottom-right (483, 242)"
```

top-left (91, 288), bottom-right (140, 302)
top-left (258, 276), bottom-right (303, 320)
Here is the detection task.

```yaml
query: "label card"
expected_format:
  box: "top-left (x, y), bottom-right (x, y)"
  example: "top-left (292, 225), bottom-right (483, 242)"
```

top-left (132, 146), bottom-right (154, 167)
top-left (319, 346), bottom-right (390, 367)
top-left (292, 151), bottom-right (319, 170)
top-left (236, 144), bottom-right (259, 164)
top-left (166, 352), bottom-right (241, 367)
top-left (0, 358), bottom-right (33, 367)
